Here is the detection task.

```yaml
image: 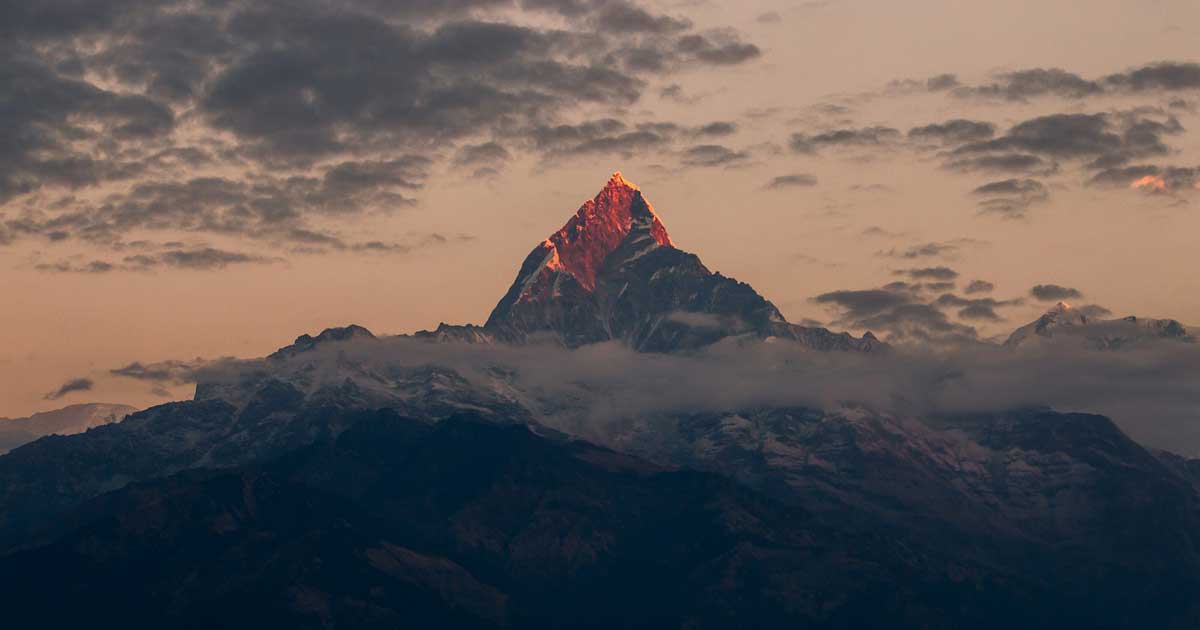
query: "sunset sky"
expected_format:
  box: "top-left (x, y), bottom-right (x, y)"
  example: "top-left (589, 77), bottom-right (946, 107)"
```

top-left (4, 0), bottom-right (1200, 417)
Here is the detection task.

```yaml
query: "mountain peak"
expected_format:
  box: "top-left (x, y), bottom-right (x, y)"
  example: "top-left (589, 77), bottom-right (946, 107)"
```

top-left (484, 172), bottom-right (881, 353)
top-left (605, 171), bottom-right (638, 192)
top-left (516, 173), bottom-right (673, 296)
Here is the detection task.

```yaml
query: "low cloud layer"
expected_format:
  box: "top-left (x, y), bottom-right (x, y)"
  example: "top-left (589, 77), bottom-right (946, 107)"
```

top-left (132, 328), bottom-right (1200, 455)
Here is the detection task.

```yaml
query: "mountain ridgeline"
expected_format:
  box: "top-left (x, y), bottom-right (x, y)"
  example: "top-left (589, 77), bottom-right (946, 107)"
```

top-left (0, 174), bottom-right (1198, 628)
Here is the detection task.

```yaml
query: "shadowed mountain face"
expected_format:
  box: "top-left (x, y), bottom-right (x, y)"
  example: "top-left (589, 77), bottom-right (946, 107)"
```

top-left (4, 413), bottom-right (1193, 630)
top-left (1, 175), bottom-right (1200, 627)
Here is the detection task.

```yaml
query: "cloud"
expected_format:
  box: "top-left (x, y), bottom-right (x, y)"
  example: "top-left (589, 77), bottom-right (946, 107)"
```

top-left (925, 74), bottom-right (960, 91)
top-left (945, 62), bottom-right (1200, 102)
top-left (1089, 164), bottom-right (1200, 194)
top-left (908, 120), bottom-right (996, 145)
top-left (34, 260), bottom-right (117, 274)
top-left (944, 153), bottom-right (1058, 176)
top-left (529, 119), bottom-right (678, 157)
top-left (453, 142), bottom-right (512, 168)
top-left (126, 308), bottom-right (1200, 452)
top-left (876, 239), bottom-right (985, 260)
top-left (1077, 304), bottom-right (1114, 318)
top-left (935, 109), bottom-right (1183, 185)
top-left (933, 293), bottom-right (1024, 322)
top-left (952, 112), bottom-right (1178, 163)
top-left (692, 121), bottom-right (738, 137)
top-left (970, 179), bottom-right (1049, 218)
top-left (954, 68), bottom-right (1102, 101)
top-left (1103, 62), bottom-right (1200, 92)
top-left (0, 0), bottom-right (762, 263)
top-left (897, 266), bottom-right (959, 281)
top-left (110, 359), bottom-right (211, 384)
top-left (790, 126), bottom-right (902, 153)
top-left (1030, 284), bottom-right (1083, 301)
top-left (124, 247), bottom-right (279, 271)
top-left (44, 377), bottom-right (94, 400)
top-left (964, 280), bottom-right (995, 295)
top-left (861, 226), bottom-right (904, 238)
top-left (766, 174), bottom-right (818, 189)
top-left (680, 144), bottom-right (750, 168)
top-left (814, 289), bottom-right (977, 344)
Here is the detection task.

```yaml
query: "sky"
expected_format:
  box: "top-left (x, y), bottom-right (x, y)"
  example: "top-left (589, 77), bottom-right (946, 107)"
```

top-left (3, 0), bottom-right (1200, 418)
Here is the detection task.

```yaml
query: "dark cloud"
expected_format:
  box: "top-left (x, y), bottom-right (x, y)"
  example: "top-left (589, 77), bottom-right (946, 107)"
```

top-left (1031, 284), bottom-right (1083, 302)
top-left (765, 174), bottom-right (818, 189)
top-left (528, 119), bottom-right (678, 157)
top-left (590, 2), bottom-right (691, 34)
top-left (970, 178), bottom-right (1049, 218)
top-left (908, 120), bottom-right (996, 145)
top-left (674, 32), bottom-right (761, 65)
top-left (954, 68), bottom-right (1102, 101)
top-left (925, 74), bottom-right (960, 91)
top-left (898, 266), bottom-right (959, 281)
top-left (944, 153), bottom-right (1058, 176)
top-left (1088, 164), bottom-right (1200, 194)
top-left (454, 142), bottom-right (512, 168)
top-left (126, 247), bottom-right (278, 271)
top-left (813, 289), bottom-right (911, 317)
top-left (876, 239), bottom-right (983, 260)
top-left (756, 11), bottom-right (783, 24)
top-left (44, 377), bottom-right (94, 401)
top-left (0, 0), bottom-right (762, 264)
top-left (34, 260), bottom-right (116, 274)
top-left (111, 359), bottom-right (209, 384)
top-left (964, 280), bottom-right (995, 295)
top-left (954, 113), bottom-right (1154, 160)
top-left (956, 304), bottom-right (1003, 321)
top-left (940, 110), bottom-right (1181, 181)
top-left (693, 121), bottom-right (738, 137)
top-left (944, 62), bottom-right (1200, 102)
top-left (813, 286), bottom-right (977, 344)
top-left (680, 144), bottom-right (750, 168)
top-left (790, 126), bottom-right (902, 153)
top-left (1103, 62), bottom-right (1200, 92)
top-left (933, 293), bottom-right (1023, 320)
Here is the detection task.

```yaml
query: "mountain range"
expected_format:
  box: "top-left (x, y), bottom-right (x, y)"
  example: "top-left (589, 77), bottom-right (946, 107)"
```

top-left (1, 174), bottom-right (1198, 628)
top-left (0, 403), bottom-right (136, 455)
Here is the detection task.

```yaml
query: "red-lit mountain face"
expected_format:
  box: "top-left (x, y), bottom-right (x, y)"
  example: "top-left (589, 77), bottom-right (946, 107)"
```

top-left (484, 173), bottom-right (880, 352)
top-left (539, 172), bottom-right (673, 292)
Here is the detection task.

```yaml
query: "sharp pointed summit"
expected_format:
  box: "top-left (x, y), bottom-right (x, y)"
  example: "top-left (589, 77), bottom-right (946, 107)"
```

top-left (539, 171), bottom-right (672, 293)
top-left (483, 173), bottom-right (881, 352)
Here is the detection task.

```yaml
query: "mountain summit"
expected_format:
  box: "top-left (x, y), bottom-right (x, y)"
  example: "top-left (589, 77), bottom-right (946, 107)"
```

top-left (536, 171), bottom-right (673, 292)
top-left (484, 173), bottom-right (879, 352)
top-left (1005, 302), bottom-right (1193, 349)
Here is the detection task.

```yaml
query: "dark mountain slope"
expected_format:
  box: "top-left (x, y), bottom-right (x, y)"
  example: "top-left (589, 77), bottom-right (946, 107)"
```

top-left (0, 412), bottom-right (1145, 630)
